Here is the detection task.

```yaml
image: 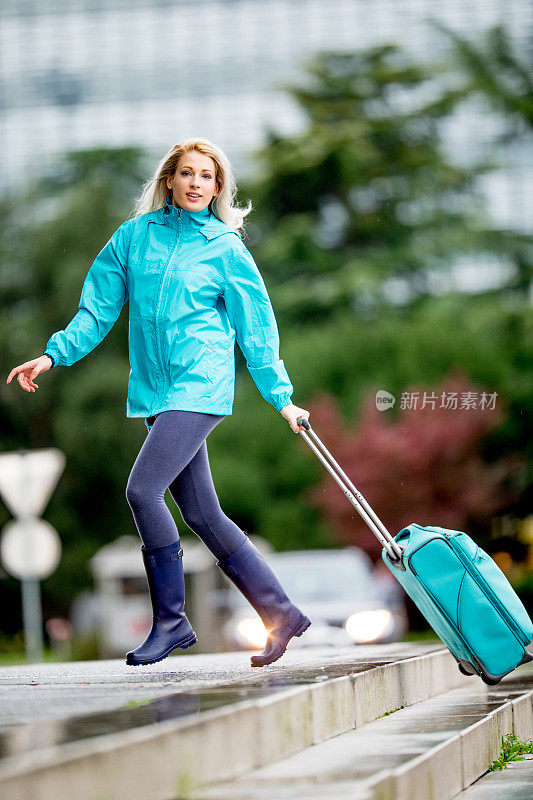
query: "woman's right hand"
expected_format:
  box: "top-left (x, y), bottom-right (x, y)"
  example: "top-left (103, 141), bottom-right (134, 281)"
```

top-left (6, 355), bottom-right (53, 393)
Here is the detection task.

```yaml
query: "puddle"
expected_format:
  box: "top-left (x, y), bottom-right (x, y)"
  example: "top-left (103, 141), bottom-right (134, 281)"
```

top-left (384, 712), bottom-right (489, 734)
top-left (268, 661), bottom-right (394, 683)
top-left (0, 684), bottom-right (284, 760)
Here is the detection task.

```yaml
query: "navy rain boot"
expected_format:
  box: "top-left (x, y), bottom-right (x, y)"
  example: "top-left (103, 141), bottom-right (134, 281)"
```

top-left (217, 536), bottom-right (311, 667)
top-left (126, 541), bottom-right (198, 666)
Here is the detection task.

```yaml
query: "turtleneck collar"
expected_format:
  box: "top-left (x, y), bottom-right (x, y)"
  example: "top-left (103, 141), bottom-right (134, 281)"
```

top-left (164, 195), bottom-right (212, 223)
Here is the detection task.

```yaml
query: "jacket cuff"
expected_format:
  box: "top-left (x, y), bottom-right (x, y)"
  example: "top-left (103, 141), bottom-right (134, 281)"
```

top-left (274, 395), bottom-right (293, 413)
top-left (42, 350), bottom-right (57, 368)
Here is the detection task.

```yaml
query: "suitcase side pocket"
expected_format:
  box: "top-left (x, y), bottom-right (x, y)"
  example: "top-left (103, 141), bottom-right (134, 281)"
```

top-left (410, 538), bottom-right (525, 676)
top-left (457, 571), bottom-right (524, 676)
top-left (450, 533), bottom-right (533, 647)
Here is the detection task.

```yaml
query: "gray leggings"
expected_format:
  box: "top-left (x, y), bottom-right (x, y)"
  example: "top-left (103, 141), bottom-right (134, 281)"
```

top-left (125, 410), bottom-right (247, 559)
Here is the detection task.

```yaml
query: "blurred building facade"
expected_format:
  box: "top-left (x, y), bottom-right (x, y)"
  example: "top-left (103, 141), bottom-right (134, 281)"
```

top-left (1, 0), bottom-right (532, 240)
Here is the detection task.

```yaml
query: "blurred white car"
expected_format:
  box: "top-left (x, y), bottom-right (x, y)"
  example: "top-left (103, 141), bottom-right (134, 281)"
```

top-left (221, 548), bottom-right (408, 651)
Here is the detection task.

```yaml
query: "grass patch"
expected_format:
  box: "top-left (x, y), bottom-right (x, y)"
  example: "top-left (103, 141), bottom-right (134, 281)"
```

top-left (175, 766), bottom-right (200, 800)
top-left (489, 733), bottom-right (533, 771)
top-left (378, 705), bottom-right (404, 718)
top-left (124, 697), bottom-right (153, 708)
top-left (401, 631), bottom-right (440, 642)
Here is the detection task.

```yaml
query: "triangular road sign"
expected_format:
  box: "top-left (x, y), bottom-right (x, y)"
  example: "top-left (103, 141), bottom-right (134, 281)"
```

top-left (0, 449), bottom-right (66, 517)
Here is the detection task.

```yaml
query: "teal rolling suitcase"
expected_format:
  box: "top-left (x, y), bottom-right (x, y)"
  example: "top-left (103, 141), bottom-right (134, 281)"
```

top-left (297, 418), bottom-right (533, 684)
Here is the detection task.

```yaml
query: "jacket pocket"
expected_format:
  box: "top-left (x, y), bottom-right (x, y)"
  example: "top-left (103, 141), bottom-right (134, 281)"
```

top-left (203, 342), bottom-right (216, 397)
top-left (203, 340), bottom-right (232, 398)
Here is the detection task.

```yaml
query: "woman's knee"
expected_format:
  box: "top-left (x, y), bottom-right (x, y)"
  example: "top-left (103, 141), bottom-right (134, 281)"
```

top-left (181, 504), bottom-right (247, 560)
top-left (180, 498), bottom-right (222, 534)
top-left (125, 474), bottom-right (148, 509)
top-left (180, 506), bottom-right (205, 533)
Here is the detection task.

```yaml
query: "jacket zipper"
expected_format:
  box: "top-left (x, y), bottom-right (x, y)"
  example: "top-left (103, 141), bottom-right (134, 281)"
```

top-left (444, 531), bottom-right (528, 647)
top-left (154, 208), bottom-right (182, 382)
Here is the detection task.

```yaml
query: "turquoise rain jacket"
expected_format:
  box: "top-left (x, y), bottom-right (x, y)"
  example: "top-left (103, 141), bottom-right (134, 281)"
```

top-left (43, 197), bottom-right (294, 428)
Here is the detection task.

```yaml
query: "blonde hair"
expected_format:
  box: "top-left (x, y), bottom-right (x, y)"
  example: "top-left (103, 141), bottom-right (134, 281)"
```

top-left (131, 137), bottom-right (252, 236)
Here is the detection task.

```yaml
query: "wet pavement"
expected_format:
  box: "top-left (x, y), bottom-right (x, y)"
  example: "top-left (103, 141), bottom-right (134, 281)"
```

top-left (0, 646), bottom-right (530, 800)
top-left (0, 643), bottom-right (440, 761)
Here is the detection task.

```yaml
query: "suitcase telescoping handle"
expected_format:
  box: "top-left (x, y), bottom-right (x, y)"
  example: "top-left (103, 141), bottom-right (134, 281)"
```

top-left (296, 417), bottom-right (403, 562)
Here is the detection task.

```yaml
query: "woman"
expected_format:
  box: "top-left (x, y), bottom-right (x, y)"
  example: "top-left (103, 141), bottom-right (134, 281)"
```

top-left (7, 138), bottom-right (311, 667)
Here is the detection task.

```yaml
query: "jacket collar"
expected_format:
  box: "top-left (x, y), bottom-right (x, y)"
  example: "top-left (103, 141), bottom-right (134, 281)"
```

top-left (163, 195), bottom-right (211, 223)
top-left (148, 196), bottom-right (234, 241)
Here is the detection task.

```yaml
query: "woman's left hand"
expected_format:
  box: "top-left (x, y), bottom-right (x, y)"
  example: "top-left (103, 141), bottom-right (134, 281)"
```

top-left (280, 404), bottom-right (310, 433)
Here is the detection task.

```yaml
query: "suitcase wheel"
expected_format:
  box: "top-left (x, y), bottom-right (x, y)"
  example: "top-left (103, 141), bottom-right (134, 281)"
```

top-left (457, 660), bottom-right (476, 676)
top-left (481, 673), bottom-right (501, 686)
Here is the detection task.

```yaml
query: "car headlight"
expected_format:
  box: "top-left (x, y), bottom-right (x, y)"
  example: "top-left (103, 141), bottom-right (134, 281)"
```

top-left (235, 617), bottom-right (268, 649)
top-left (345, 609), bottom-right (393, 643)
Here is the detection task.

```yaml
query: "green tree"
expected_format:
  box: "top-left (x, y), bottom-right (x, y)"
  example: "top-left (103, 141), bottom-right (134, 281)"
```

top-left (433, 22), bottom-right (533, 135)
top-left (238, 44), bottom-right (498, 324)
top-left (428, 21), bottom-right (533, 296)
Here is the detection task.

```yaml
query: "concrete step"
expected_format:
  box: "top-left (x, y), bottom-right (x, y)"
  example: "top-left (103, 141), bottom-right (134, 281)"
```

top-left (0, 644), bottom-right (467, 800)
top-left (201, 664), bottom-right (533, 800)
top-left (453, 753), bottom-right (533, 799)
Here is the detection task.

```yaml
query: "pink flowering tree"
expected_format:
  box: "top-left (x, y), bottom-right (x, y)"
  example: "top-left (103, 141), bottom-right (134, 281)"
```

top-left (304, 373), bottom-right (525, 560)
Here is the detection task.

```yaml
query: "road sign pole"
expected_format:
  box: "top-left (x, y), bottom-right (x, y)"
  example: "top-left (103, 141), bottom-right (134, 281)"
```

top-left (21, 575), bottom-right (44, 662)
top-left (18, 456), bottom-right (44, 662)
top-left (0, 447), bottom-right (65, 664)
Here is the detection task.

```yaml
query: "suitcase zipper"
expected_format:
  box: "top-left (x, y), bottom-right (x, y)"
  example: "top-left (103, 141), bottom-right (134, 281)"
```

top-left (410, 532), bottom-right (527, 649)
top-left (445, 532), bottom-right (529, 647)
top-left (407, 537), bottom-right (479, 666)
